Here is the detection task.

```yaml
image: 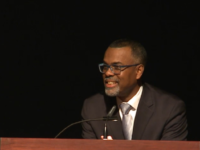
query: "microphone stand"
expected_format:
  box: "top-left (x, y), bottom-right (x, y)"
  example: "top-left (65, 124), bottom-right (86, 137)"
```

top-left (103, 123), bottom-right (107, 140)
top-left (54, 117), bottom-right (118, 138)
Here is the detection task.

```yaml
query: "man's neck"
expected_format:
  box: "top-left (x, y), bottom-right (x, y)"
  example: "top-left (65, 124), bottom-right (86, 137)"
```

top-left (117, 84), bottom-right (141, 102)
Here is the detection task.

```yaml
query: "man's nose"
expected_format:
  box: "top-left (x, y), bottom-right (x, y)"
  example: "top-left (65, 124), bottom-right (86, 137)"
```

top-left (105, 67), bottom-right (115, 76)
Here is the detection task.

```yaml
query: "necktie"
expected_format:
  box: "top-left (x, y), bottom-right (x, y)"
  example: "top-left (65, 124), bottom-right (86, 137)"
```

top-left (120, 103), bottom-right (133, 140)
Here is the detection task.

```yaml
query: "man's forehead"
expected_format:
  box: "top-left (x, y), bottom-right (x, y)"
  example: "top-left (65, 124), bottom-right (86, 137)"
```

top-left (103, 47), bottom-right (134, 64)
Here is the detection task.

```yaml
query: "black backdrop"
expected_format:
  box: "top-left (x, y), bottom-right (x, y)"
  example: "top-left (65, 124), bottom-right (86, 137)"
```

top-left (1, 1), bottom-right (200, 140)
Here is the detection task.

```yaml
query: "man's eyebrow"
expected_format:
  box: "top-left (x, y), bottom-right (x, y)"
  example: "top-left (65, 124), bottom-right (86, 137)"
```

top-left (112, 62), bottom-right (123, 65)
top-left (103, 61), bottom-right (123, 65)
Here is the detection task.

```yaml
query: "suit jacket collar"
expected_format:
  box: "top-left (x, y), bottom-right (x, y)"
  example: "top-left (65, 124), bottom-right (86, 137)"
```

top-left (132, 83), bottom-right (154, 139)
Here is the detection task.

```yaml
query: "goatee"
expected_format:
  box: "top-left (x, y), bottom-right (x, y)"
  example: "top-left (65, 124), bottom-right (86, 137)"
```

top-left (105, 86), bottom-right (120, 97)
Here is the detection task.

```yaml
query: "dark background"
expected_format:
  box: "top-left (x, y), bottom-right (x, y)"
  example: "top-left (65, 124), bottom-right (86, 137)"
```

top-left (1, 1), bottom-right (200, 140)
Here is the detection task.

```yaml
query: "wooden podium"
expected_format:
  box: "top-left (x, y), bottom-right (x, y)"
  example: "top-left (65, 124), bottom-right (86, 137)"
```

top-left (0, 138), bottom-right (199, 150)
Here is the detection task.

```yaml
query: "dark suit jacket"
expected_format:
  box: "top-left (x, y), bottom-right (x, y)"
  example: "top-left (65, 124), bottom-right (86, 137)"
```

top-left (81, 83), bottom-right (188, 140)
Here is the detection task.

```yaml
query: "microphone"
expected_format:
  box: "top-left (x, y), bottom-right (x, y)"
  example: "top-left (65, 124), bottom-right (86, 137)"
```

top-left (54, 105), bottom-right (118, 138)
top-left (103, 105), bottom-right (117, 139)
top-left (105, 105), bottom-right (117, 118)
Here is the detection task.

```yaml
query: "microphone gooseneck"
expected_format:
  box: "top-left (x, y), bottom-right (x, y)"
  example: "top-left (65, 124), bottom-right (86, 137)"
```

top-left (54, 105), bottom-right (118, 138)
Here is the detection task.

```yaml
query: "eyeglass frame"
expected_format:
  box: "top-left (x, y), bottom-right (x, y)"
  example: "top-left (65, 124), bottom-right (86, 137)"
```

top-left (98, 63), bottom-right (140, 75)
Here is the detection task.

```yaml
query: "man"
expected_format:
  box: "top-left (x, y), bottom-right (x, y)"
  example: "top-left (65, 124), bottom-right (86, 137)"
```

top-left (81, 39), bottom-right (188, 140)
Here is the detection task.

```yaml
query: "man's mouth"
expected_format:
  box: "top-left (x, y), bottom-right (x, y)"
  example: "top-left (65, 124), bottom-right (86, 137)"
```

top-left (105, 81), bottom-right (118, 88)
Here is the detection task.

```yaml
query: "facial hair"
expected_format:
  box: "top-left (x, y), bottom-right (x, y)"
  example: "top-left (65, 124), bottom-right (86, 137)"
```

top-left (104, 76), bottom-right (120, 97)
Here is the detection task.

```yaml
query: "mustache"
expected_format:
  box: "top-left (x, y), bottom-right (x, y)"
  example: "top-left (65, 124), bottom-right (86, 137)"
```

top-left (104, 76), bottom-right (119, 82)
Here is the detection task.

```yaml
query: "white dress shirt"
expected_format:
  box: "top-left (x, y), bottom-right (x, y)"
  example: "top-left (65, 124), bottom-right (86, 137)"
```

top-left (117, 86), bottom-right (143, 136)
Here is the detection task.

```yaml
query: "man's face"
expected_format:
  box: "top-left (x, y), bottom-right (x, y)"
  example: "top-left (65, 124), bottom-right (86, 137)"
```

top-left (103, 46), bottom-right (141, 98)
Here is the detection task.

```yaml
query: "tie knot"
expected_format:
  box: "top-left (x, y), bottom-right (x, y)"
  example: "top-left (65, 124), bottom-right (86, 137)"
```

top-left (120, 103), bottom-right (132, 115)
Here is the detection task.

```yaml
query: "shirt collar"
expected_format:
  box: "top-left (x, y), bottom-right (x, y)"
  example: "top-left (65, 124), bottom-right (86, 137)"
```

top-left (117, 85), bottom-right (143, 110)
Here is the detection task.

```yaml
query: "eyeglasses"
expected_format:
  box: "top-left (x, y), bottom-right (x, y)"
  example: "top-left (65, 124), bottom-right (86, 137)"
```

top-left (98, 63), bottom-right (140, 75)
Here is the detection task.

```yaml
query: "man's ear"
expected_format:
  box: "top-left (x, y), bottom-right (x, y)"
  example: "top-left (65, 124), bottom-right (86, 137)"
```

top-left (136, 64), bottom-right (144, 80)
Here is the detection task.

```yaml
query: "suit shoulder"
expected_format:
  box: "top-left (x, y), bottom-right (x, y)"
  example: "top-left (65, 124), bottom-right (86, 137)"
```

top-left (82, 92), bottom-right (110, 118)
top-left (83, 93), bottom-right (105, 106)
top-left (86, 93), bottom-right (104, 100)
top-left (144, 83), bottom-right (184, 104)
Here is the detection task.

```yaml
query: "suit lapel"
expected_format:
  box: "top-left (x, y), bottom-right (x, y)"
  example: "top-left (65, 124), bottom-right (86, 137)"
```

top-left (132, 83), bottom-right (154, 139)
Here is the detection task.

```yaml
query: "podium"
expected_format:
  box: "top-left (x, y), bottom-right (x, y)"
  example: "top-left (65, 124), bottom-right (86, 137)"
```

top-left (0, 138), bottom-right (199, 150)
